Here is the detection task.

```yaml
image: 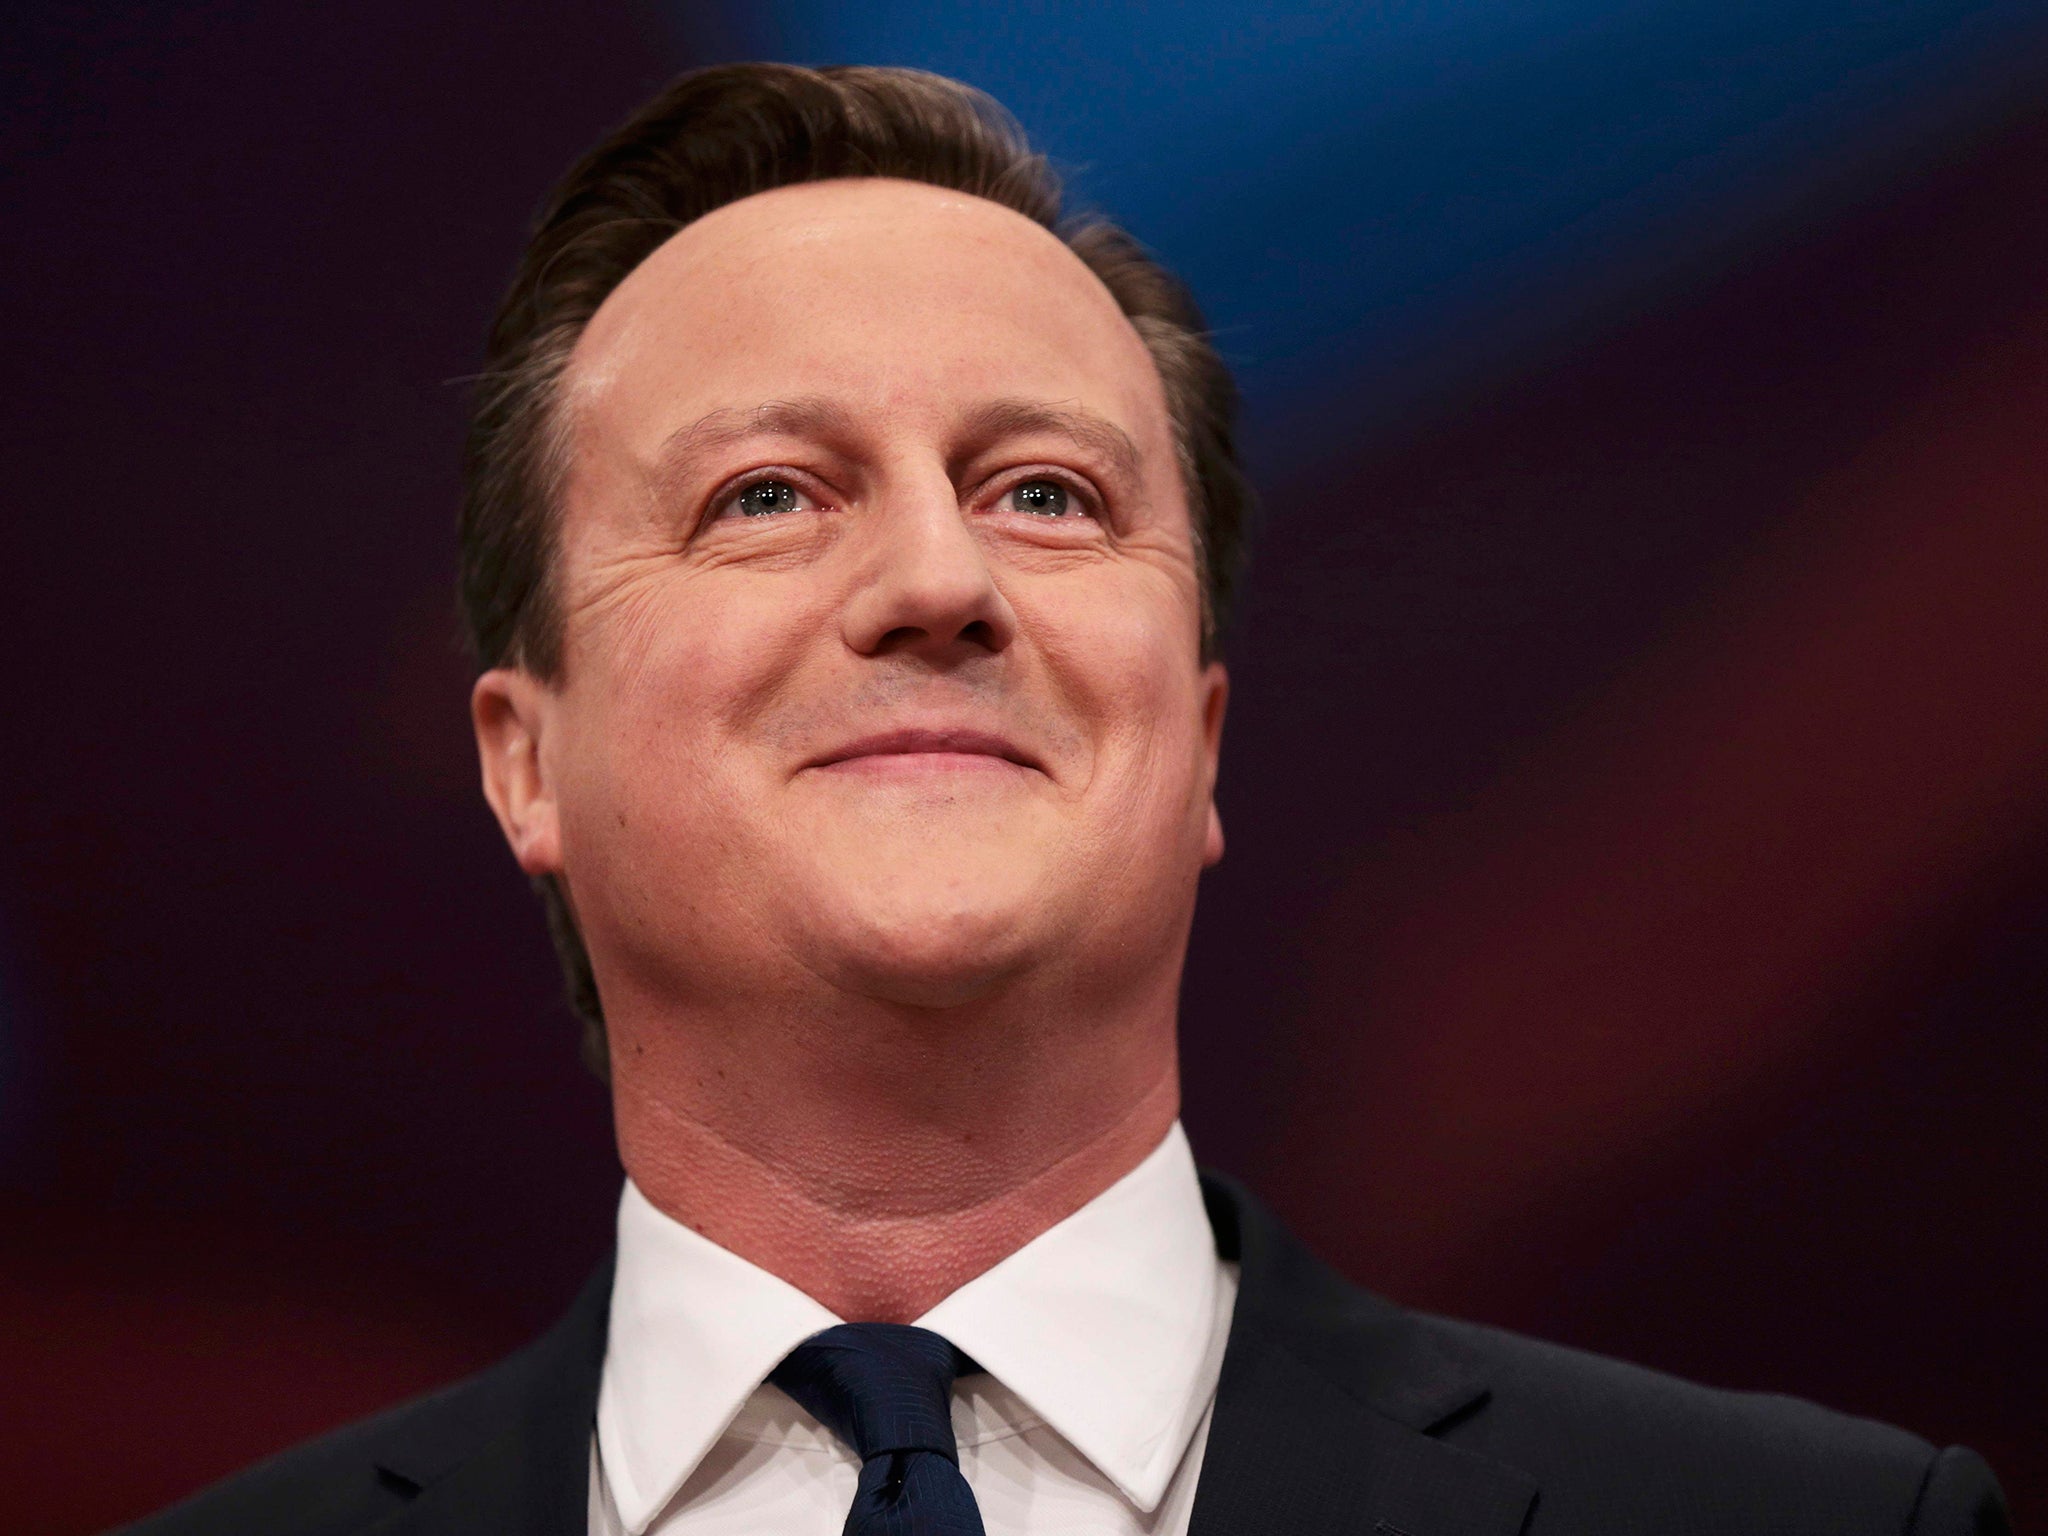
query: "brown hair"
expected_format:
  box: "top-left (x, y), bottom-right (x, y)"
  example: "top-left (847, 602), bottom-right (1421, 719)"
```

top-left (457, 62), bottom-right (1252, 1074)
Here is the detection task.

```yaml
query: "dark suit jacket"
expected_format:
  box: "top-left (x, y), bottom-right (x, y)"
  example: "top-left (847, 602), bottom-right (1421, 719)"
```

top-left (119, 1174), bottom-right (2010, 1536)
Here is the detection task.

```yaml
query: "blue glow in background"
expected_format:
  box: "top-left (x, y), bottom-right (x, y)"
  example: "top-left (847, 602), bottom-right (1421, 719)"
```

top-left (681, 0), bottom-right (2048, 450)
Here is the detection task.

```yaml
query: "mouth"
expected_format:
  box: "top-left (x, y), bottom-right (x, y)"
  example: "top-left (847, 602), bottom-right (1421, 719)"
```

top-left (806, 727), bottom-right (1044, 775)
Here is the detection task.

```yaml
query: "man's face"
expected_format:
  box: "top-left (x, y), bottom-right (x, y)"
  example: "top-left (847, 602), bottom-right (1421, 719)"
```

top-left (478, 178), bottom-right (1226, 1019)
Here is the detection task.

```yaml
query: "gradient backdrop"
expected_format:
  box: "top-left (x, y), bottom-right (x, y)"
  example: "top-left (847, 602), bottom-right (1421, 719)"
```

top-left (5, 3), bottom-right (2045, 1530)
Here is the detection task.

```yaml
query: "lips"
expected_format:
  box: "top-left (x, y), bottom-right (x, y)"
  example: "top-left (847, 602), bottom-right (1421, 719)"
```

top-left (807, 727), bottom-right (1042, 772)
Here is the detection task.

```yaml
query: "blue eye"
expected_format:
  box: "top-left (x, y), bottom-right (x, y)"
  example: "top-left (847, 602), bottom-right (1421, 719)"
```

top-left (734, 479), bottom-right (803, 516)
top-left (1009, 479), bottom-right (1070, 516)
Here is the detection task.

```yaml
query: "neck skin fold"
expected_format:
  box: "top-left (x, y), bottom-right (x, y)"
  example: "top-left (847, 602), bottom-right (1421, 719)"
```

top-left (605, 961), bottom-right (1185, 1324)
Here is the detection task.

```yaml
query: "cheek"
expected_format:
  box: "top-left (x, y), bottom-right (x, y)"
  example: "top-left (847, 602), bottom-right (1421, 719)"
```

top-left (1034, 572), bottom-right (1208, 802)
top-left (560, 573), bottom-right (824, 834)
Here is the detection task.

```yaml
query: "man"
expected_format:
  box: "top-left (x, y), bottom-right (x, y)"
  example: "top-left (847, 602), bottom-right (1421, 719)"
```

top-left (126, 62), bottom-right (2006, 1536)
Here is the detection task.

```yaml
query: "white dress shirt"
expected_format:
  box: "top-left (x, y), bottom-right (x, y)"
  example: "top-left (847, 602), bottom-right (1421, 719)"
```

top-left (590, 1122), bottom-right (1237, 1535)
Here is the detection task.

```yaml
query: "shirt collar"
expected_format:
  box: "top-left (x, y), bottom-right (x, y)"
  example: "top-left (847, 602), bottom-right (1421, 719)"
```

top-left (918, 1122), bottom-right (1229, 1510)
top-left (597, 1122), bottom-right (1227, 1532)
top-left (597, 1183), bottom-right (840, 1533)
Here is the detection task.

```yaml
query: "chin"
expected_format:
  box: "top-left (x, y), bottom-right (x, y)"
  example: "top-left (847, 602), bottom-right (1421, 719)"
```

top-left (833, 953), bottom-right (1029, 1010)
top-left (795, 877), bottom-right (1055, 1010)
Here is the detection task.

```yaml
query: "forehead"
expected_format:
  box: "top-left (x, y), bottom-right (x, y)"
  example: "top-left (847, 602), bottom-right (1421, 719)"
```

top-left (563, 178), bottom-right (1173, 459)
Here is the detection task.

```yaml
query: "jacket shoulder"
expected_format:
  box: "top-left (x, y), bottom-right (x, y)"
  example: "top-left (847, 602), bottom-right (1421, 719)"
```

top-left (1199, 1170), bottom-right (2007, 1534)
top-left (1418, 1313), bottom-right (2006, 1534)
top-left (112, 1264), bottom-right (610, 1536)
top-left (111, 1350), bottom-right (532, 1536)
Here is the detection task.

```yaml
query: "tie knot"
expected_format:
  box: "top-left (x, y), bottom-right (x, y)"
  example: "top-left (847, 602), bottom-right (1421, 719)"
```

top-left (769, 1323), bottom-right (972, 1464)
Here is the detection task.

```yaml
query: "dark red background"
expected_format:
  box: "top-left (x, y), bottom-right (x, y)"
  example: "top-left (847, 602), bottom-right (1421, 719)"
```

top-left (4, 4), bottom-right (2042, 1531)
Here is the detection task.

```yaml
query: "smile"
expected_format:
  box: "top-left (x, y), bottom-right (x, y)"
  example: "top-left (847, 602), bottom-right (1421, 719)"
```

top-left (806, 727), bottom-right (1043, 774)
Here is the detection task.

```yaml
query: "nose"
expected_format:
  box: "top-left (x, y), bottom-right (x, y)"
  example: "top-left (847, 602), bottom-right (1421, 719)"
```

top-left (840, 472), bottom-right (1017, 660)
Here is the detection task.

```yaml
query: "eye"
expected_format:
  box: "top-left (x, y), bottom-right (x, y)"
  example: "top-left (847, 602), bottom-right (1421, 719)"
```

top-left (723, 477), bottom-right (816, 518)
top-left (1001, 478), bottom-right (1075, 517)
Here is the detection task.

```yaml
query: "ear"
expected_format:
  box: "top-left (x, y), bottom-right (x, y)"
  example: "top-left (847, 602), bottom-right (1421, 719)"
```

top-left (1198, 660), bottom-right (1229, 868)
top-left (471, 667), bottom-right (564, 877)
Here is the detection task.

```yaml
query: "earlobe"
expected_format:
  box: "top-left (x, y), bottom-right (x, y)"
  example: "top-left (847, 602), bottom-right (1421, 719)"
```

top-left (1203, 802), bottom-right (1226, 868)
top-left (471, 668), bottom-right (563, 876)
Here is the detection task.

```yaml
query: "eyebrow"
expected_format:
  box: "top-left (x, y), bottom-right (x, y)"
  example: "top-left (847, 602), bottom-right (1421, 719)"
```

top-left (652, 397), bottom-right (863, 481)
top-left (650, 395), bottom-right (1145, 485)
top-left (959, 399), bottom-right (1144, 484)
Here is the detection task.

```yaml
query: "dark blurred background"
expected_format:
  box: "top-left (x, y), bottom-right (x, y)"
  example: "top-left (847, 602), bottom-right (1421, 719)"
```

top-left (5, 2), bottom-right (2045, 1531)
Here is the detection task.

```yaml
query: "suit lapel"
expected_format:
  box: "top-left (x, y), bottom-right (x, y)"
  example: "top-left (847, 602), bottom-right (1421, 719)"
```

top-left (1188, 1176), bottom-right (1538, 1536)
top-left (363, 1261), bottom-right (612, 1536)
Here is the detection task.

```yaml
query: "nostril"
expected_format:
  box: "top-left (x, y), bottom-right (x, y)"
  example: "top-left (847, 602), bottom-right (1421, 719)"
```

top-left (873, 625), bottom-right (929, 653)
top-left (859, 617), bottom-right (1008, 657)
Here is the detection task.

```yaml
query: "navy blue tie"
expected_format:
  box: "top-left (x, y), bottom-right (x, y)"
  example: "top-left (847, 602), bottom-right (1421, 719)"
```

top-left (769, 1323), bottom-right (988, 1536)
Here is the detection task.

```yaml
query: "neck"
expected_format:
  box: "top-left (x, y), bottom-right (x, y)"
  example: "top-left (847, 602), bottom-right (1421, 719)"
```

top-left (606, 974), bottom-right (1182, 1322)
